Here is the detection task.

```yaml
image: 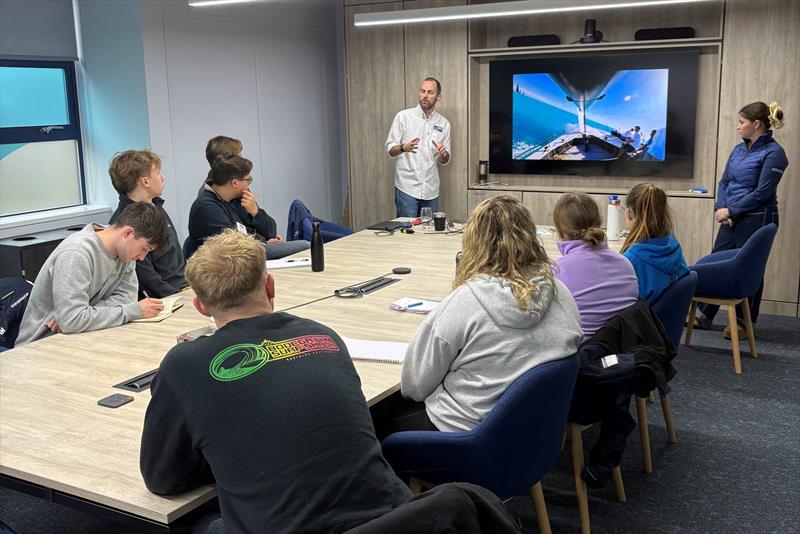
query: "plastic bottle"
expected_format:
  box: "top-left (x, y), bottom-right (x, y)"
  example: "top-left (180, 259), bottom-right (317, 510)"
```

top-left (607, 195), bottom-right (622, 241)
top-left (311, 221), bottom-right (324, 272)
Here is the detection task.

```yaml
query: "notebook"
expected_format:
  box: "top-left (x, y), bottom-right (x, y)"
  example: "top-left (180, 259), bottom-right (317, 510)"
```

top-left (266, 257), bottom-right (311, 270)
top-left (341, 336), bottom-right (407, 364)
top-left (132, 296), bottom-right (183, 323)
top-left (389, 297), bottom-right (439, 315)
top-left (366, 220), bottom-right (404, 232)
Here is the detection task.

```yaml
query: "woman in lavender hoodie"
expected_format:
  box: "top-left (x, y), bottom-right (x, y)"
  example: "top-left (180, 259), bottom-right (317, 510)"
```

top-left (553, 193), bottom-right (639, 339)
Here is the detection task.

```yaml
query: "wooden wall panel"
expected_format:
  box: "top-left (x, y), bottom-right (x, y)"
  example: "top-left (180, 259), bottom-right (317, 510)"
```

top-left (404, 0), bottom-right (468, 222)
top-left (468, 188), bottom-right (521, 212)
top-left (472, 1), bottom-right (723, 49)
top-left (345, 3), bottom-right (405, 229)
top-left (521, 192), bottom-right (713, 265)
top-left (717, 0), bottom-right (800, 307)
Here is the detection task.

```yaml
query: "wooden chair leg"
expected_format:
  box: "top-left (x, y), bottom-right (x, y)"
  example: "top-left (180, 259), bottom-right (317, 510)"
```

top-left (660, 393), bottom-right (678, 444)
top-left (530, 481), bottom-right (552, 534)
top-left (741, 297), bottom-right (758, 358)
top-left (726, 302), bottom-right (742, 374)
top-left (569, 423), bottom-right (591, 534)
top-left (561, 428), bottom-right (568, 451)
top-left (611, 466), bottom-right (626, 503)
top-left (685, 300), bottom-right (699, 345)
top-left (635, 396), bottom-right (653, 473)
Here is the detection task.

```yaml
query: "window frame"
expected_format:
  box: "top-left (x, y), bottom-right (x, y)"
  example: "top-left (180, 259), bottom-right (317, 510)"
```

top-left (0, 59), bottom-right (87, 214)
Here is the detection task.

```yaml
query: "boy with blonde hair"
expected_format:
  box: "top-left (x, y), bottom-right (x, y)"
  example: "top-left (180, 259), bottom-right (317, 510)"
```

top-left (141, 230), bottom-right (411, 532)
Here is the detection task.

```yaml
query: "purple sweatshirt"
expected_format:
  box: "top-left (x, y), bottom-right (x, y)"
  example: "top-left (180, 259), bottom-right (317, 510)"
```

top-left (555, 239), bottom-right (640, 339)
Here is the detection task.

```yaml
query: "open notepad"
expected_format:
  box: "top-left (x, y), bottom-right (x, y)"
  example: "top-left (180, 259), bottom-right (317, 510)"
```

top-left (132, 296), bottom-right (183, 323)
top-left (389, 297), bottom-right (439, 315)
top-left (341, 336), bottom-right (408, 364)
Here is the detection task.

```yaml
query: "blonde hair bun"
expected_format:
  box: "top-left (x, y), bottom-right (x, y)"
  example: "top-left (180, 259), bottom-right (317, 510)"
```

top-left (768, 101), bottom-right (785, 129)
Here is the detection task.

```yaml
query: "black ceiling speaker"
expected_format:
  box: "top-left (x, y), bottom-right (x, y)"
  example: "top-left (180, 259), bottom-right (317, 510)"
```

top-left (634, 26), bottom-right (696, 40)
top-left (507, 34), bottom-right (561, 47)
top-left (579, 19), bottom-right (603, 43)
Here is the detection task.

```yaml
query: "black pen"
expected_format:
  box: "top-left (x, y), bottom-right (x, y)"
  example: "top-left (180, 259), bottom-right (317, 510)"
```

top-left (286, 259), bottom-right (309, 263)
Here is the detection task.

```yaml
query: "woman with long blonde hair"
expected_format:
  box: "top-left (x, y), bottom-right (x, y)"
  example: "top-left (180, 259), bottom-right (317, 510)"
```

top-left (399, 195), bottom-right (582, 432)
top-left (621, 183), bottom-right (688, 304)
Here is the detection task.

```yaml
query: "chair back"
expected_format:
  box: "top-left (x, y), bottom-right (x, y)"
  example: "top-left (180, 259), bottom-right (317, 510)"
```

top-left (733, 223), bottom-right (778, 297)
top-left (651, 271), bottom-right (698, 348)
top-left (0, 277), bottom-right (33, 349)
top-left (381, 354), bottom-right (579, 499)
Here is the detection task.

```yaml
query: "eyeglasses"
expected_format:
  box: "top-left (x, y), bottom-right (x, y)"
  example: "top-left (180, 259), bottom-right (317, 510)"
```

top-left (237, 176), bottom-right (253, 184)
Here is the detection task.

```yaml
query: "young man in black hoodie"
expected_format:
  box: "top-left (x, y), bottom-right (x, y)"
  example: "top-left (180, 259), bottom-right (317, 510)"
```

top-left (109, 150), bottom-right (188, 297)
top-left (140, 230), bottom-right (412, 533)
top-left (186, 153), bottom-right (309, 260)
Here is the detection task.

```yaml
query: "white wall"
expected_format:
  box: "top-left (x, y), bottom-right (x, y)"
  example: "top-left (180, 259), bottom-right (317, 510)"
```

top-left (140, 0), bottom-right (346, 241)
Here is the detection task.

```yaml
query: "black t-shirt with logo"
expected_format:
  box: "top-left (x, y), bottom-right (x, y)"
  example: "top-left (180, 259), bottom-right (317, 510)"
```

top-left (140, 312), bottom-right (412, 534)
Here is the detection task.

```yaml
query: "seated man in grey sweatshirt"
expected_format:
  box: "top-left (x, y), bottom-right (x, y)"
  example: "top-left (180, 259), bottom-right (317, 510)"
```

top-left (15, 202), bottom-right (169, 346)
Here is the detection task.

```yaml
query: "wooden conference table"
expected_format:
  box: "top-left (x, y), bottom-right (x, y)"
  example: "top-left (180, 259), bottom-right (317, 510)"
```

top-left (0, 224), bottom-right (622, 530)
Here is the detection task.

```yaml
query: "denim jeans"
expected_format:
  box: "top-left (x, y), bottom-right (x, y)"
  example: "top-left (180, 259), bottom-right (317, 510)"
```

top-left (394, 188), bottom-right (438, 218)
top-left (698, 209), bottom-right (779, 324)
top-left (266, 239), bottom-right (310, 260)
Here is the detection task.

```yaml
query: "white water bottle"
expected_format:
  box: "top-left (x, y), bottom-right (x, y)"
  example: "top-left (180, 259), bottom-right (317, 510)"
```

top-left (607, 195), bottom-right (623, 241)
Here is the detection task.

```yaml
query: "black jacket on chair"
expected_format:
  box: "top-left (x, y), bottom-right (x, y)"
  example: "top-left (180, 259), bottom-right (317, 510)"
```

top-left (578, 299), bottom-right (677, 396)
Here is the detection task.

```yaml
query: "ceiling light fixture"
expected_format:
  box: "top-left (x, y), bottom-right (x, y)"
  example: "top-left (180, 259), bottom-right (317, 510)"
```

top-left (188, 0), bottom-right (260, 7)
top-left (354, 0), bottom-right (712, 27)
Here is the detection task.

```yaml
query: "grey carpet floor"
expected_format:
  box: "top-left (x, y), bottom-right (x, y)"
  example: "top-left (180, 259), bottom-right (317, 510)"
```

top-left (2, 315), bottom-right (798, 534)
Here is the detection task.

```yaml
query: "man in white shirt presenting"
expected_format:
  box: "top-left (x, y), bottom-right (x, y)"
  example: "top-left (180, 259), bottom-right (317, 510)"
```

top-left (385, 78), bottom-right (452, 217)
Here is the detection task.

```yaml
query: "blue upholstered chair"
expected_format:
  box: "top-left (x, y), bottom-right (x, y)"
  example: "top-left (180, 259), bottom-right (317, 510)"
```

top-left (381, 354), bottom-right (580, 534)
top-left (631, 271), bottom-right (698, 474)
top-left (286, 199), bottom-right (352, 243)
top-left (685, 224), bottom-right (778, 374)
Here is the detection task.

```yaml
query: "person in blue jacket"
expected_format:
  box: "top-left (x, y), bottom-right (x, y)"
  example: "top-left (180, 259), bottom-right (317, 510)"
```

top-left (695, 101), bottom-right (788, 336)
top-left (621, 183), bottom-right (689, 304)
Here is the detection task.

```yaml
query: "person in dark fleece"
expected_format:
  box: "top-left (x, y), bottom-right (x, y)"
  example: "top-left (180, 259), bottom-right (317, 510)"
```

top-left (140, 230), bottom-right (412, 534)
top-left (109, 149), bottom-right (188, 297)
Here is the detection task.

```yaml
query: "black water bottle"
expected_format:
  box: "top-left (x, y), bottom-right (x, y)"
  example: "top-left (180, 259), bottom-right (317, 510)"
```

top-left (311, 221), bottom-right (324, 272)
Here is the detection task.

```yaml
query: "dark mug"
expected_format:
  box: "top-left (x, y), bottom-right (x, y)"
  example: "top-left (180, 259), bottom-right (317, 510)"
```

top-left (433, 212), bottom-right (446, 231)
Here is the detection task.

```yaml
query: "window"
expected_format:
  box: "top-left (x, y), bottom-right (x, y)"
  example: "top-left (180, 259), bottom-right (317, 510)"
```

top-left (0, 60), bottom-right (86, 217)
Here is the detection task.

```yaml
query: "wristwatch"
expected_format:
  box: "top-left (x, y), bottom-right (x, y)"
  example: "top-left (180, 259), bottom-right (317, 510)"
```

top-left (399, 143), bottom-right (404, 153)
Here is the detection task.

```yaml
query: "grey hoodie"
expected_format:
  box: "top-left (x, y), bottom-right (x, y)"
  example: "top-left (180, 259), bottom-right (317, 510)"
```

top-left (15, 224), bottom-right (142, 346)
top-left (401, 274), bottom-right (582, 432)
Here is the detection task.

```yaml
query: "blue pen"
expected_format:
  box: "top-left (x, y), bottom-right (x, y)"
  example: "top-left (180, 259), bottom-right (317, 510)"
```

top-left (407, 301), bottom-right (423, 308)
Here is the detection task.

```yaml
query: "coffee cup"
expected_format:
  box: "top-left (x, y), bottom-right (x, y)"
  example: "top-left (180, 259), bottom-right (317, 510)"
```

top-left (433, 212), bottom-right (446, 231)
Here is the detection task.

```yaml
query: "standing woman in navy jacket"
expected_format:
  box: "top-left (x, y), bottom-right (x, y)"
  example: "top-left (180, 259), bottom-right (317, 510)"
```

top-left (696, 101), bottom-right (788, 333)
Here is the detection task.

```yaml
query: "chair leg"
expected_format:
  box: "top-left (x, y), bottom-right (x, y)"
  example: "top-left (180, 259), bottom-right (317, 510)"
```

top-left (726, 302), bottom-right (742, 374)
top-left (685, 300), bottom-right (698, 345)
top-left (561, 428), bottom-right (568, 452)
top-left (569, 423), bottom-right (591, 534)
top-left (611, 466), bottom-right (626, 503)
top-left (635, 396), bottom-right (653, 474)
top-left (660, 393), bottom-right (678, 444)
top-left (741, 297), bottom-right (758, 358)
top-left (530, 481), bottom-right (552, 534)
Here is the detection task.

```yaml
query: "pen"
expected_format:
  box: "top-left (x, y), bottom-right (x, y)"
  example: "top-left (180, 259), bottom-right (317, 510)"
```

top-left (407, 301), bottom-right (423, 308)
top-left (286, 258), bottom-right (309, 263)
top-left (1, 291), bottom-right (14, 301)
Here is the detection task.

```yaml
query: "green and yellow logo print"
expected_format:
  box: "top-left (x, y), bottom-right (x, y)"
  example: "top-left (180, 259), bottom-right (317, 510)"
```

top-left (209, 335), bottom-right (340, 382)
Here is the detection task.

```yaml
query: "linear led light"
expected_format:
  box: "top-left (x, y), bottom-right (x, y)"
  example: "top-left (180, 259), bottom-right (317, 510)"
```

top-left (354, 0), bottom-right (713, 27)
top-left (188, 0), bottom-right (260, 7)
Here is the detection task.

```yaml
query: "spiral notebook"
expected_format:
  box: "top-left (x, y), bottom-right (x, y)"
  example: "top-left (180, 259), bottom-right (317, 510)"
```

top-left (341, 336), bottom-right (407, 364)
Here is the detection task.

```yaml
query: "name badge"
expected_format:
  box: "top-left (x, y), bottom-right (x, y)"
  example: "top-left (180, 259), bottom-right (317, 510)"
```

top-left (236, 222), bottom-right (248, 235)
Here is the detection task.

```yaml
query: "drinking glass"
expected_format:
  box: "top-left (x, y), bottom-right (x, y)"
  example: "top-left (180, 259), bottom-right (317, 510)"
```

top-left (420, 207), bottom-right (433, 227)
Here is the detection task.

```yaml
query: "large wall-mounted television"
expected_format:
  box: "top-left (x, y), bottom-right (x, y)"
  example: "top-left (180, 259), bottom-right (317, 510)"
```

top-left (489, 51), bottom-right (698, 177)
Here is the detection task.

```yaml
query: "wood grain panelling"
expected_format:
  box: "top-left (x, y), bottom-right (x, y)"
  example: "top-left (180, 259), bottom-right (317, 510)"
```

top-left (345, 3), bottom-right (405, 229)
top-left (718, 0), bottom-right (800, 307)
top-left (404, 0), bottom-right (468, 221)
top-left (760, 300), bottom-right (799, 318)
top-left (468, 188), bottom-right (521, 212)
top-left (471, 0), bottom-right (723, 49)
top-left (473, 45), bottom-right (720, 193)
top-left (521, 192), bottom-right (713, 265)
